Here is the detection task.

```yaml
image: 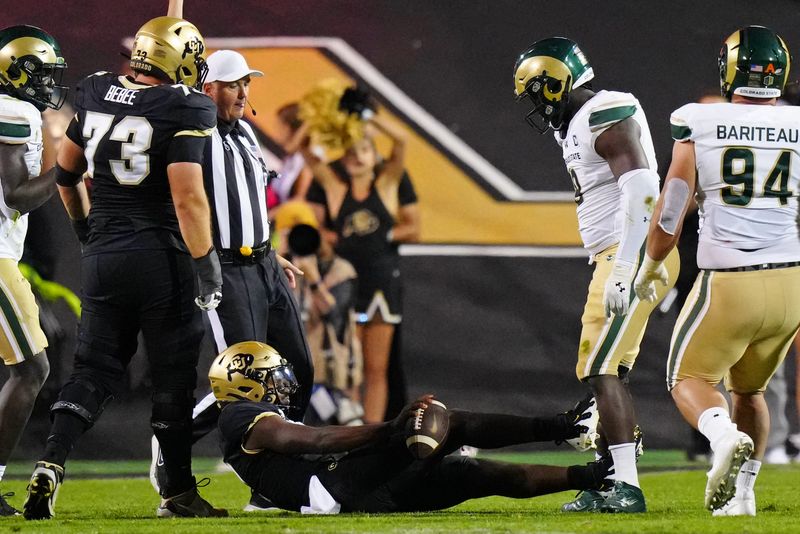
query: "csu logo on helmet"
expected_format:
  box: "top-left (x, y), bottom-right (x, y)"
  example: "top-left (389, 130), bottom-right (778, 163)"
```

top-left (0, 24), bottom-right (68, 111)
top-left (513, 37), bottom-right (594, 133)
top-left (719, 25), bottom-right (791, 100)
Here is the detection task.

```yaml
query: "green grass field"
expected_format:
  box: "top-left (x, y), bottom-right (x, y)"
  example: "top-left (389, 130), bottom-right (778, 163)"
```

top-left (1, 451), bottom-right (798, 533)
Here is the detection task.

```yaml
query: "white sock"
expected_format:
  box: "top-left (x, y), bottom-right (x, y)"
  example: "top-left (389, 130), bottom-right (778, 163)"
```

top-left (0, 465), bottom-right (5, 483)
top-left (608, 443), bottom-right (639, 488)
top-left (697, 407), bottom-right (736, 449)
top-left (735, 459), bottom-right (760, 497)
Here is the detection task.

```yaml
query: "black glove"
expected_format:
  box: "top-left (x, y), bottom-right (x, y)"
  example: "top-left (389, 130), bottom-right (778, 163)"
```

top-left (339, 86), bottom-right (375, 119)
top-left (70, 217), bottom-right (89, 245)
top-left (192, 247), bottom-right (222, 311)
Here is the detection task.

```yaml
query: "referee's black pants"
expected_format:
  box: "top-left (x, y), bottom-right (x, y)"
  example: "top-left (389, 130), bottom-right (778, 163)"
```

top-left (191, 249), bottom-right (313, 439)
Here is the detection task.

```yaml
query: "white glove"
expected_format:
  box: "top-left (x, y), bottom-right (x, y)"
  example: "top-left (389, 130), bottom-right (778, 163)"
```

top-left (633, 254), bottom-right (669, 303)
top-left (603, 259), bottom-right (636, 317)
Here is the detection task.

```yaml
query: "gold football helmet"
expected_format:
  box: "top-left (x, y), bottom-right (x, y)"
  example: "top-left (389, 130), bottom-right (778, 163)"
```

top-left (129, 16), bottom-right (208, 89)
top-left (209, 341), bottom-right (299, 407)
top-left (0, 25), bottom-right (68, 110)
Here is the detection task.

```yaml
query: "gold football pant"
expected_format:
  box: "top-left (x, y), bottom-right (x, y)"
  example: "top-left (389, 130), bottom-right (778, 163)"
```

top-left (667, 266), bottom-right (800, 393)
top-left (576, 245), bottom-right (680, 380)
top-left (0, 259), bottom-right (48, 365)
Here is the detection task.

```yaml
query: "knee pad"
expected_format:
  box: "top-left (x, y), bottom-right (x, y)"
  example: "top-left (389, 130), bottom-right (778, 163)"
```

top-left (50, 379), bottom-right (113, 427)
top-left (151, 390), bottom-right (194, 432)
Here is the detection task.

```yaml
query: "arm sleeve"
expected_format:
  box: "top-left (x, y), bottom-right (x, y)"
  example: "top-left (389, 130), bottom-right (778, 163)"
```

top-left (398, 171), bottom-right (418, 205)
top-left (616, 168), bottom-right (661, 265)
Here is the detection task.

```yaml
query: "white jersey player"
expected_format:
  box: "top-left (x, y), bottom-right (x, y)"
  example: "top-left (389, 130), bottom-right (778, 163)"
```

top-left (635, 25), bottom-right (799, 516)
top-left (513, 37), bottom-right (678, 513)
top-left (0, 24), bottom-right (68, 516)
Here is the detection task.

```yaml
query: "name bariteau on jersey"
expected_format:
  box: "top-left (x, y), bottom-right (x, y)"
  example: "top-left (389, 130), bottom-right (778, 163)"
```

top-left (717, 124), bottom-right (800, 144)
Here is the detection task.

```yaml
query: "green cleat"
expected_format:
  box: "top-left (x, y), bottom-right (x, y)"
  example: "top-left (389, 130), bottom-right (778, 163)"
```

top-left (598, 481), bottom-right (646, 513)
top-left (561, 489), bottom-right (606, 512)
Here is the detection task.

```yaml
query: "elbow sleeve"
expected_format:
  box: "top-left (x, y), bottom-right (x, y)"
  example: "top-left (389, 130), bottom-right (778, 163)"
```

top-left (616, 168), bottom-right (660, 264)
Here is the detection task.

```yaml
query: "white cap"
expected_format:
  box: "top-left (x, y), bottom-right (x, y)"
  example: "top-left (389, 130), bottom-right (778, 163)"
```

top-left (205, 50), bottom-right (264, 83)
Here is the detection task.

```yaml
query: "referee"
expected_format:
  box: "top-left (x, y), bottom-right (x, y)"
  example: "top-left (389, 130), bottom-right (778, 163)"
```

top-left (150, 50), bottom-right (314, 509)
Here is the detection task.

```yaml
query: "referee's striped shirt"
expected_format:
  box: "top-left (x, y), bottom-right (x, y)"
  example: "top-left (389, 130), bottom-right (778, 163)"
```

top-left (203, 119), bottom-right (270, 250)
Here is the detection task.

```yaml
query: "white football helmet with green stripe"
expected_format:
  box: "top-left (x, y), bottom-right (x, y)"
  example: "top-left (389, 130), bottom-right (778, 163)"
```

top-left (513, 37), bottom-right (594, 133)
top-left (0, 25), bottom-right (67, 111)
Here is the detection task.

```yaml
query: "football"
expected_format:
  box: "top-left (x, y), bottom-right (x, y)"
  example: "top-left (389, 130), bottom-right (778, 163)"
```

top-left (405, 399), bottom-right (449, 459)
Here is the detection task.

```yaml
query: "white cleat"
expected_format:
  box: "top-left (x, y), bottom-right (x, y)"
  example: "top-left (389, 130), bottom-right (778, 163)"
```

top-left (705, 430), bottom-right (754, 510)
top-left (712, 491), bottom-right (756, 516)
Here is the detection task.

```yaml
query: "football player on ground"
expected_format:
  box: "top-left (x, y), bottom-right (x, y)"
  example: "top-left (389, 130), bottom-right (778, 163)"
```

top-left (209, 341), bottom-right (610, 514)
top-left (634, 25), bottom-right (799, 516)
top-left (0, 24), bottom-right (68, 516)
top-left (512, 38), bottom-right (680, 513)
top-left (22, 16), bottom-right (225, 519)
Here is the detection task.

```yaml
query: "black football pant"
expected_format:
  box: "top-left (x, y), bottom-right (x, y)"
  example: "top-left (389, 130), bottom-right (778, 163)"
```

top-left (317, 410), bottom-right (583, 512)
top-left (44, 249), bottom-right (204, 496)
top-left (190, 249), bottom-right (313, 441)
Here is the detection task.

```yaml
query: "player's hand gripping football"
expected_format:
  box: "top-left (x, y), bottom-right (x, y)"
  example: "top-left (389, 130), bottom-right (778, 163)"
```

top-left (633, 254), bottom-right (669, 303)
top-left (193, 247), bottom-right (223, 311)
top-left (603, 259), bottom-right (636, 317)
top-left (390, 394), bottom-right (435, 433)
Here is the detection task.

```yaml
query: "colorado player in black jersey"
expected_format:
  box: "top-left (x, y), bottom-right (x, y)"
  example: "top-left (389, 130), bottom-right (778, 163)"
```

top-left (210, 342), bottom-right (610, 514)
top-left (23, 17), bottom-right (225, 520)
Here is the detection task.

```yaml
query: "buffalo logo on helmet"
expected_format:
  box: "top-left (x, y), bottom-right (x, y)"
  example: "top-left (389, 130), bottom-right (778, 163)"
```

top-left (225, 352), bottom-right (259, 381)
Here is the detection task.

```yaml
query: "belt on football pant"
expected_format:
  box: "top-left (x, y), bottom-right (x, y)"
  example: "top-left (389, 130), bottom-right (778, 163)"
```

top-left (217, 241), bottom-right (271, 264)
top-left (713, 261), bottom-right (800, 272)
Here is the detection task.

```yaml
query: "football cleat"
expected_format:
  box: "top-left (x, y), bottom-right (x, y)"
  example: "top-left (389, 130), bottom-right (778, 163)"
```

top-left (0, 491), bottom-right (20, 516)
top-left (634, 425), bottom-right (644, 459)
top-left (243, 491), bottom-right (280, 512)
top-left (22, 461), bottom-right (64, 520)
top-left (558, 394), bottom-right (599, 452)
top-left (149, 435), bottom-right (167, 495)
top-left (157, 478), bottom-right (228, 518)
top-left (561, 489), bottom-right (606, 513)
top-left (598, 480), bottom-right (647, 513)
top-left (705, 430), bottom-right (753, 510)
top-left (712, 491), bottom-right (756, 517)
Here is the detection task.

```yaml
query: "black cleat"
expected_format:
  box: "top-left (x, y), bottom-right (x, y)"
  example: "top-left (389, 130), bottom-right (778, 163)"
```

top-left (0, 491), bottom-right (20, 516)
top-left (23, 461), bottom-right (64, 520)
top-left (157, 478), bottom-right (228, 518)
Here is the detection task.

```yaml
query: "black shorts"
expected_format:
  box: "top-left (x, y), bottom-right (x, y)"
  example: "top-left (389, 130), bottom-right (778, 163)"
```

top-left (74, 249), bottom-right (204, 393)
top-left (352, 255), bottom-right (403, 324)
